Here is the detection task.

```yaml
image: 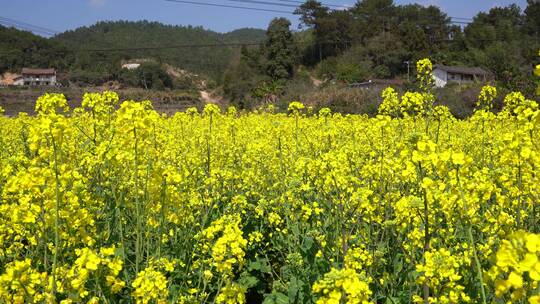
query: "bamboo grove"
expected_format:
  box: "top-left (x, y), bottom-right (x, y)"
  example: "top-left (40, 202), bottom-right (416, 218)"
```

top-left (0, 58), bottom-right (539, 303)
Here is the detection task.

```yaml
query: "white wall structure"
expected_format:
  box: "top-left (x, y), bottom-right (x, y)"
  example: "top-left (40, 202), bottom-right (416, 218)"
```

top-left (433, 68), bottom-right (448, 88)
top-left (122, 63), bottom-right (141, 70)
top-left (432, 65), bottom-right (490, 88)
top-left (21, 68), bottom-right (57, 86)
top-left (13, 77), bottom-right (24, 86)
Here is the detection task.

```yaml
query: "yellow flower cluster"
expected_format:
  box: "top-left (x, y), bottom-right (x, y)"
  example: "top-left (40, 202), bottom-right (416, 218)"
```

top-left (199, 215), bottom-right (247, 276)
top-left (0, 61), bottom-right (539, 302)
top-left (416, 58), bottom-right (434, 90)
top-left (378, 87), bottom-right (400, 117)
top-left (378, 59), bottom-right (438, 118)
top-left (414, 248), bottom-right (471, 303)
top-left (534, 51), bottom-right (540, 95)
top-left (0, 259), bottom-right (49, 303)
top-left (35, 93), bottom-right (69, 115)
top-left (400, 91), bottom-right (426, 117)
top-left (204, 103), bottom-right (221, 116)
top-left (344, 245), bottom-right (373, 272)
top-left (312, 268), bottom-right (372, 304)
top-left (488, 231), bottom-right (540, 303)
top-left (81, 91), bottom-right (119, 115)
top-left (132, 265), bottom-right (169, 304)
top-left (66, 246), bottom-right (125, 300)
top-left (288, 101), bottom-right (305, 114)
top-left (503, 91), bottom-right (526, 114)
top-left (476, 85), bottom-right (497, 111)
top-left (216, 282), bottom-right (246, 304)
top-left (432, 105), bottom-right (453, 121)
top-left (319, 107), bottom-right (332, 118)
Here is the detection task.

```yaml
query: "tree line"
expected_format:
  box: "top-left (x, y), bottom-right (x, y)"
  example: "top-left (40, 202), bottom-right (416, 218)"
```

top-left (0, 1), bottom-right (538, 106)
top-left (0, 20), bottom-right (266, 89)
top-left (223, 0), bottom-right (540, 108)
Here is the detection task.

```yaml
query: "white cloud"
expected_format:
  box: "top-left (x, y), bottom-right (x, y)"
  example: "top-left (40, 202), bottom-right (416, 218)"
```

top-left (89, 0), bottom-right (106, 8)
top-left (418, 0), bottom-right (442, 7)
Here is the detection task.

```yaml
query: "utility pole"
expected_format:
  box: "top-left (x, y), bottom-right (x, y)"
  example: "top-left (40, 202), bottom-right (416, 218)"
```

top-left (404, 61), bottom-right (411, 82)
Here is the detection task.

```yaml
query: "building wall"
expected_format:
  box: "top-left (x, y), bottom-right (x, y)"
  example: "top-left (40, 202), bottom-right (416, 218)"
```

top-left (433, 69), bottom-right (447, 88)
top-left (122, 63), bottom-right (141, 70)
top-left (23, 75), bottom-right (56, 86)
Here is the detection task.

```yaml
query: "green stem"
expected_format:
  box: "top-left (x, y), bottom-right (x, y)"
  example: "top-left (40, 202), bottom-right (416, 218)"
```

top-left (50, 128), bottom-right (62, 298)
top-left (134, 127), bottom-right (141, 274)
top-left (456, 169), bottom-right (487, 304)
top-left (467, 227), bottom-right (487, 304)
top-left (206, 113), bottom-right (213, 177)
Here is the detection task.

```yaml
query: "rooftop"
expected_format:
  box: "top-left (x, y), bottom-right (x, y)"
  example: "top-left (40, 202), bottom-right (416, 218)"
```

top-left (434, 65), bottom-right (490, 76)
top-left (349, 79), bottom-right (405, 88)
top-left (22, 68), bottom-right (56, 75)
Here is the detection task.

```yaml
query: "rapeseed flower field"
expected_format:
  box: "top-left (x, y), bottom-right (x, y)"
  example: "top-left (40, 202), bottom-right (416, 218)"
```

top-left (0, 59), bottom-right (539, 303)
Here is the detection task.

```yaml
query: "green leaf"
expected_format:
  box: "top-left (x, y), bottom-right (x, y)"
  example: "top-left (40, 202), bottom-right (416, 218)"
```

top-left (393, 254), bottom-right (403, 273)
top-left (248, 260), bottom-right (262, 271)
top-left (385, 297), bottom-right (402, 304)
top-left (263, 292), bottom-right (289, 304)
top-left (248, 257), bottom-right (271, 273)
top-left (239, 273), bottom-right (259, 289)
top-left (274, 292), bottom-right (289, 304)
top-left (288, 277), bottom-right (299, 300)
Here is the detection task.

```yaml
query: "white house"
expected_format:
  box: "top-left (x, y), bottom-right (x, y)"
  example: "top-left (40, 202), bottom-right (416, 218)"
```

top-left (13, 76), bottom-right (24, 86)
top-left (433, 65), bottom-right (490, 88)
top-left (21, 68), bottom-right (57, 86)
top-left (122, 63), bottom-right (141, 70)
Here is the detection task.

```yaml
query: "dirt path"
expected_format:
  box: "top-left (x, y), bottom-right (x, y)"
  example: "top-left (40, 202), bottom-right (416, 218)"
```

top-left (310, 76), bottom-right (323, 87)
top-left (200, 90), bottom-right (221, 104)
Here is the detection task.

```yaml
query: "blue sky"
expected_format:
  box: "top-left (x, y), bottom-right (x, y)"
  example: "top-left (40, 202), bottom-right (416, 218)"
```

top-left (1, 0), bottom-right (528, 35)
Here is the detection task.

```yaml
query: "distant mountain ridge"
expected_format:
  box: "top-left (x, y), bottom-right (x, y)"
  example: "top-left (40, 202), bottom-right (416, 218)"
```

top-left (53, 21), bottom-right (266, 79)
top-left (0, 20), bottom-right (267, 81)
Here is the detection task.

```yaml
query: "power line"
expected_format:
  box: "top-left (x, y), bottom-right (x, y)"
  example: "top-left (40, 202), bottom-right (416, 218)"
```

top-left (0, 42), bottom-right (259, 56)
top-left (0, 17), bottom-right (60, 33)
top-left (165, 0), bottom-right (471, 27)
top-left (0, 40), bottom-right (344, 56)
top-left (79, 42), bottom-right (264, 52)
top-left (231, 0), bottom-right (349, 10)
top-left (53, 40), bottom-right (351, 53)
top-left (0, 3), bottom-right (473, 41)
top-left (0, 35), bottom-right (523, 57)
top-left (164, 0), bottom-right (295, 14)
top-left (0, 21), bottom-right (56, 36)
top-left (451, 16), bottom-right (473, 21)
top-left (229, 0), bottom-right (298, 9)
top-left (274, 0), bottom-right (349, 9)
top-left (234, 0), bottom-right (472, 22)
top-left (0, 16), bottom-right (59, 36)
top-left (0, 22), bottom-right (56, 37)
top-left (163, 0), bottom-right (380, 16)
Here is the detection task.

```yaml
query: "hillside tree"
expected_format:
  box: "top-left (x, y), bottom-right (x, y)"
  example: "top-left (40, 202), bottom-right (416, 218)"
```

top-left (265, 18), bottom-right (297, 80)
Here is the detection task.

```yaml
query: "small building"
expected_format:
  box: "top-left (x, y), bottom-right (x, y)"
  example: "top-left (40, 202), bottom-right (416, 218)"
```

top-left (349, 79), bottom-right (405, 89)
top-left (122, 63), bottom-right (141, 70)
top-left (21, 68), bottom-right (57, 86)
top-left (13, 75), bottom-right (24, 86)
top-left (433, 65), bottom-right (490, 88)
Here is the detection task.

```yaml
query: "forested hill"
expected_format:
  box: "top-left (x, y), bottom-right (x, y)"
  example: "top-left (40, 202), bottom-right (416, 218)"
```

top-left (0, 26), bottom-right (69, 73)
top-left (222, 28), bottom-right (269, 44)
top-left (0, 21), bottom-right (266, 83)
top-left (53, 21), bottom-right (266, 79)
